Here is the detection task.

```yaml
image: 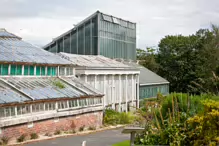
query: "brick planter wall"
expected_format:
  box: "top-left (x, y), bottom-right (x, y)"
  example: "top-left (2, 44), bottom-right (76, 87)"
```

top-left (0, 111), bottom-right (103, 138)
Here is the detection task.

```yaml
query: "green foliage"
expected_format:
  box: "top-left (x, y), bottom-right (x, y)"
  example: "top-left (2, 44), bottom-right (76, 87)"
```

top-left (88, 126), bottom-right (96, 131)
top-left (17, 134), bottom-right (27, 143)
top-left (135, 94), bottom-right (219, 146)
top-left (104, 109), bottom-right (135, 125)
top-left (54, 130), bottom-right (61, 135)
top-left (52, 80), bottom-right (65, 89)
top-left (112, 140), bottom-right (130, 146)
top-left (79, 125), bottom-right (85, 131)
top-left (187, 99), bottom-right (219, 145)
top-left (0, 136), bottom-right (10, 145)
top-left (137, 48), bottom-right (159, 73)
top-left (30, 133), bottom-right (39, 139)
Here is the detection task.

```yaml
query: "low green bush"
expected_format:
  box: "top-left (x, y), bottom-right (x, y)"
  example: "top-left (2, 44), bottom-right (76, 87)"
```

top-left (17, 134), bottom-right (27, 143)
top-left (104, 109), bottom-right (135, 125)
top-left (88, 126), bottom-right (96, 131)
top-left (30, 133), bottom-right (39, 139)
top-left (0, 136), bottom-right (10, 145)
top-left (79, 125), bottom-right (85, 131)
top-left (54, 130), bottom-right (61, 135)
top-left (135, 93), bottom-right (219, 146)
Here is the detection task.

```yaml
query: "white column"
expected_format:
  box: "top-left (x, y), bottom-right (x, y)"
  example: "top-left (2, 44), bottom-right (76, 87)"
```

top-left (112, 75), bottom-right (115, 110)
top-left (73, 68), bottom-right (76, 76)
top-left (125, 74), bottom-right (128, 112)
top-left (94, 75), bottom-right (97, 89)
top-left (85, 74), bottom-right (88, 83)
top-left (137, 74), bottom-right (140, 108)
top-left (15, 106), bottom-right (17, 117)
top-left (57, 66), bottom-right (60, 76)
top-left (64, 67), bottom-right (67, 76)
top-left (103, 75), bottom-right (106, 107)
top-left (119, 75), bottom-right (122, 112)
top-left (22, 65), bottom-right (24, 75)
top-left (8, 64), bottom-right (11, 75)
top-left (55, 101), bottom-right (58, 110)
top-left (131, 74), bottom-right (134, 105)
top-left (34, 66), bottom-right (36, 76)
top-left (45, 66), bottom-right (47, 76)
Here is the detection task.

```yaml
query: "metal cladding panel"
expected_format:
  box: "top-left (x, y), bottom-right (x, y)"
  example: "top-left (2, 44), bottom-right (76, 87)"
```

top-left (0, 36), bottom-right (71, 65)
top-left (59, 52), bottom-right (131, 68)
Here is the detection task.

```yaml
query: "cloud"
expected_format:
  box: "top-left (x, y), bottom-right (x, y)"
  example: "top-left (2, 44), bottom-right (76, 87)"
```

top-left (0, 0), bottom-right (219, 48)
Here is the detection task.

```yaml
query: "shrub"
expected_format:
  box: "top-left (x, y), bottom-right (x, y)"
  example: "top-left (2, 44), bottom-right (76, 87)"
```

top-left (45, 132), bottom-right (53, 137)
top-left (53, 80), bottom-right (65, 89)
top-left (54, 130), bottom-right (61, 135)
top-left (104, 109), bottom-right (135, 125)
top-left (79, 125), bottom-right (85, 132)
top-left (135, 94), bottom-right (219, 146)
top-left (17, 134), bottom-right (27, 143)
top-left (88, 126), bottom-right (96, 131)
top-left (0, 136), bottom-right (10, 145)
top-left (30, 133), bottom-right (39, 139)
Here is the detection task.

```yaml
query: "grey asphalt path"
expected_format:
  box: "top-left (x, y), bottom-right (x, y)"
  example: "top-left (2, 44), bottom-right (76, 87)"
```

top-left (25, 128), bottom-right (129, 146)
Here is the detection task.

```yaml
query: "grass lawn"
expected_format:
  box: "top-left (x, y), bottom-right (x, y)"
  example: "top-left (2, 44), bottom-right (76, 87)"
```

top-left (112, 140), bottom-right (130, 146)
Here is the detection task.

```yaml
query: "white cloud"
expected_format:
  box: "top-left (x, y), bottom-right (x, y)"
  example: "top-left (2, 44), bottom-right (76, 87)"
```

top-left (0, 0), bottom-right (218, 48)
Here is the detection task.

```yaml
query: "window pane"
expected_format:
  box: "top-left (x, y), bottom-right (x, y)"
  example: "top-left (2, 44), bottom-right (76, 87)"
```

top-left (47, 67), bottom-right (51, 76)
top-left (36, 66), bottom-right (41, 76)
top-left (0, 108), bottom-right (4, 118)
top-left (2, 64), bottom-right (8, 75)
top-left (41, 66), bottom-right (45, 76)
top-left (29, 66), bottom-right (34, 75)
top-left (10, 65), bottom-right (16, 75)
top-left (24, 65), bottom-right (29, 75)
top-left (17, 65), bottom-right (22, 75)
top-left (51, 67), bottom-right (57, 76)
top-left (102, 14), bottom-right (112, 22)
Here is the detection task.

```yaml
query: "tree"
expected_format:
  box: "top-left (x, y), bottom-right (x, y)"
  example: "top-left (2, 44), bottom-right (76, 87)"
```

top-left (136, 48), bottom-right (159, 73)
top-left (156, 25), bottom-right (219, 93)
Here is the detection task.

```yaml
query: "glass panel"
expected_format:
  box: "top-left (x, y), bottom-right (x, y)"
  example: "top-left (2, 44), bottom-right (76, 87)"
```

top-left (29, 66), bottom-right (34, 75)
top-left (47, 67), bottom-right (51, 76)
top-left (0, 64), bottom-right (2, 75)
top-left (10, 64), bottom-right (16, 75)
top-left (51, 67), bottom-right (57, 76)
top-left (102, 14), bottom-right (112, 22)
top-left (112, 17), bottom-right (120, 24)
top-left (36, 66), bottom-right (41, 76)
top-left (0, 108), bottom-right (4, 118)
top-left (41, 66), bottom-right (45, 76)
top-left (24, 65), bottom-right (29, 75)
top-left (17, 65), bottom-right (22, 75)
top-left (71, 31), bottom-right (77, 54)
top-left (64, 35), bottom-right (71, 53)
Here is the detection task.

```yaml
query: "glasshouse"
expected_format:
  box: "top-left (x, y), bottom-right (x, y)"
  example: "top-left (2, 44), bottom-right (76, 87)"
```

top-left (0, 29), bottom-right (104, 138)
top-left (59, 53), bottom-right (140, 112)
top-left (44, 11), bottom-right (136, 60)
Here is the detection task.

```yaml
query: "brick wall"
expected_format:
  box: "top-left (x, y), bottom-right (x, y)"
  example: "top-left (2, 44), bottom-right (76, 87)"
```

top-left (0, 111), bottom-right (103, 138)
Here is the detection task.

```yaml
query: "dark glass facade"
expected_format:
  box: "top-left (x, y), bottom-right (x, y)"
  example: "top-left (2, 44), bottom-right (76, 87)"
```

top-left (44, 11), bottom-right (136, 60)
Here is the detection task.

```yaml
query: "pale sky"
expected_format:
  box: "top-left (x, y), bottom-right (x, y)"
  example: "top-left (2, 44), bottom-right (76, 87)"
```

top-left (0, 0), bottom-right (219, 48)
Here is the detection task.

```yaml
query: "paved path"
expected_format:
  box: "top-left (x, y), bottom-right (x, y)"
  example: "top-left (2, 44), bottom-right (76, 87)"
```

top-left (25, 128), bottom-right (129, 146)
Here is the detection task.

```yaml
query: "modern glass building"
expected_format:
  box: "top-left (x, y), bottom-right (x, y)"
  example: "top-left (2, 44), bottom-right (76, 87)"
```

top-left (43, 11), bottom-right (136, 60)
